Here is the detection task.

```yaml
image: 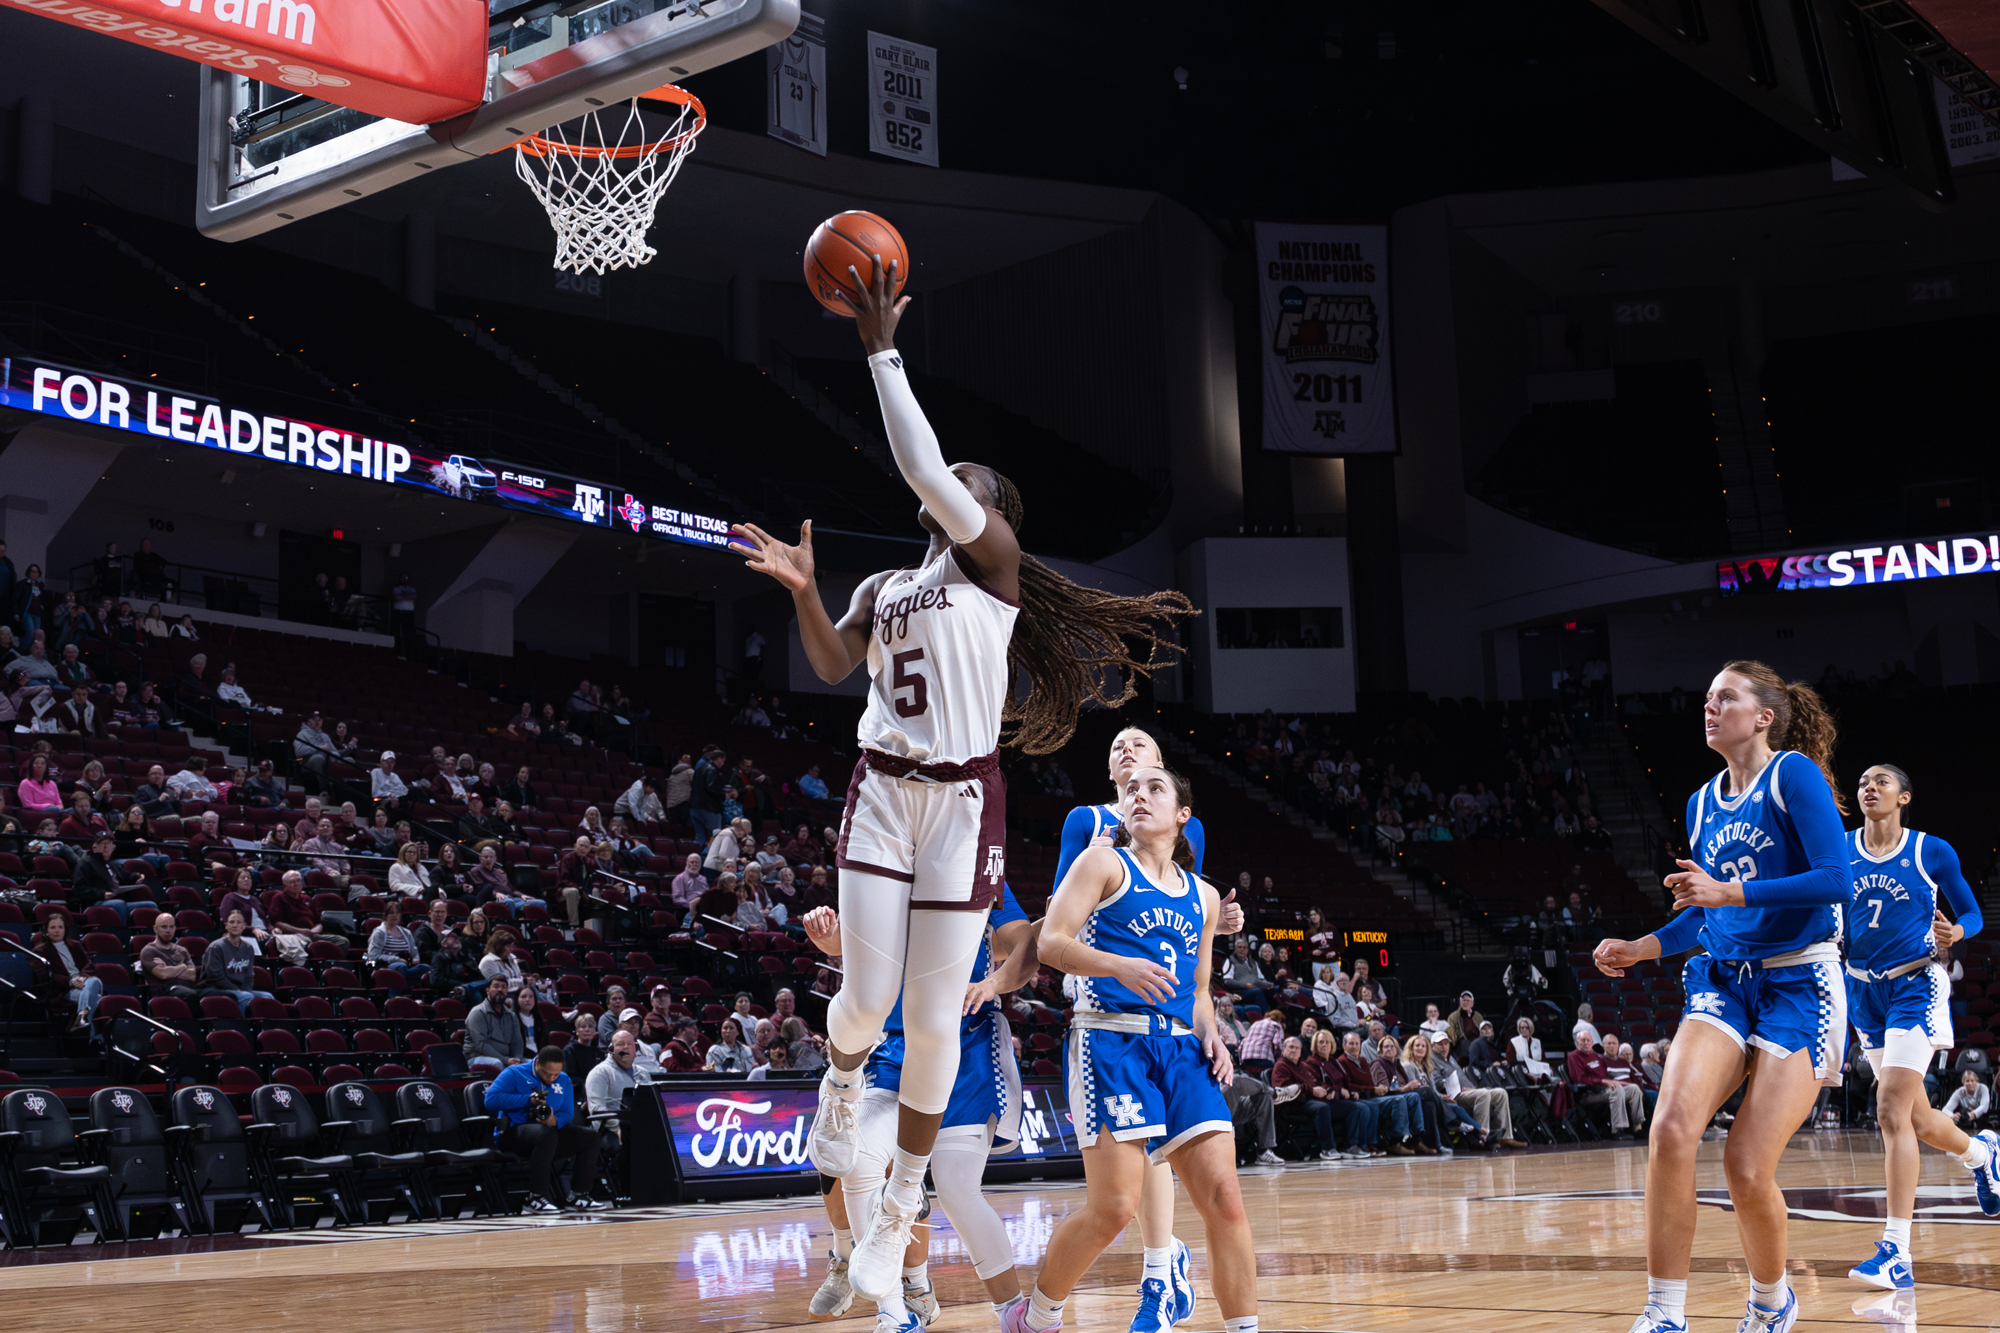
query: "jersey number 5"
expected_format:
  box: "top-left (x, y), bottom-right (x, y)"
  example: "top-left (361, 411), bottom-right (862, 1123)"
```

top-left (891, 648), bottom-right (929, 718)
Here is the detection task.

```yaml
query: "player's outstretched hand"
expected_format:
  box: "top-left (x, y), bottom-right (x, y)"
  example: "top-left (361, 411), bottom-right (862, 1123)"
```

top-left (962, 976), bottom-right (999, 1016)
top-left (1665, 859), bottom-right (1743, 910)
top-left (1592, 937), bottom-right (1645, 977)
top-left (730, 520), bottom-right (815, 593)
top-left (1204, 1031), bottom-right (1235, 1087)
top-left (838, 253), bottom-right (910, 356)
top-left (1108, 955), bottom-right (1176, 1005)
top-left (802, 906), bottom-right (839, 953)
top-left (1218, 887), bottom-right (1244, 936)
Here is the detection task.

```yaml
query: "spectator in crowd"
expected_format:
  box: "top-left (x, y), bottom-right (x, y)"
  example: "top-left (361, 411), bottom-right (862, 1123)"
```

top-left (500, 765), bottom-right (540, 812)
top-left (53, 682), bottom-right (99, 740)
top-left (465, 976), bottom-right (526, 1072)
top-left (12, 564), bottom-right (46, 639)
top-left (170, 614), bottom-right (199, 640)
top-left (356, 810), bottom-right (395, 858)
top-left (0, 543), bottom-right (12, 628)
top-left (552, 835), bottom-right (595, 928)
top-left (614, 775), bottom-right (664, 825)
top-left (782, 1017), bottom-right (825, 1072)
top-left (131, 763), bottom-right (176, 819)
top-left (484, 1046), bottom-right (603, 1212)
top-left (55, 644), bottom-right (94, 690)
top-left (1374, 1035), bottom-right (1442, 1153)
top-left (462, 843), bottom-right (508, 907)
top-left (1222, 937), bottom-right (1271, 1013)
top-left (200, 910), bottom-right (276, 1012)
top-left (706, 1016), bottom-right (755, 1073)
top-left (17, 753), bottom-right (63, 814)
top-left (1567, 1028), bottom-right (1645, 1137)
top-left (1467, 1021), bottom-right (1504, 1071)
top-left (293, 712), bottom-right (334, 780)
top-left (1573, 1002), bottom-right (1602, 1049)
top-left (1402, 1034), bottom-right (1480, 1148)
top-left (460, 909), bottom-right (491, 957)
top-left (140, 912), bottom-right (201, 1003)
top-left (688, 747), bottom-right (730, 841)
top-left (167, 755), bottom-right (220, 802)
top-left (365, 902), bottom-right (429, 983)
top-left (459, 793), bottom-right (503, 845)
top-left (746, 1040), bottom-right (794, 1080)
top-left (1273, 1034), bottom-right (1339, 1159)
top-left (266, 871), bottom-right (322, 942)
top-left (1237, 1004), bottom-right (1284, 1076)
top-left (586, 1030), bottom-right (644, 1145)
top-left (429, 930), bottom-right (478, 994)
top-left (1447, 991), bottom-right (1484, 1050)
top-left (1304, 1028), bottom-right (1375, 1158)
top-left (241, 759), bottom-right (285, 808)
top-left (4, 636), bottom-right (59, 684)
top-left (1511, 1017), bottom-right (1550, 1075)
top-left (130, 539), bottom-right (167, 598)
top-left (34, 913), bottom-right (103, 1039)
top-left (1336, 1029), bottom-right (1417, 1155)
top-left (217, 867), bottom-right (274, 946)
top-left (432, 842), bottom-right (467, 899)
top-left (1945, 1070), bottom-right (1991, 1129)
top-left (1432, 1034), bottom-right (1525, 1147)
top-left (370, 750), bottom-right (409, 814)
top-left (303, 817), bottom-right (351, 891)
top-left (1418, 1003), bottom-right (1452, 1046)
top-left (59, 790), bottom-right (111, 842)
top-left (1641, 1039), bottom-right (1670, 1087)
top-left (796, 763), bottom-right (829, 801)
top-left (1210, 993), bottom-right (1247, 1056)
top-left (512, 984), bottom-right (544, 1051)
top-left (480, 931), bottom-right (524, 994)
top-left (214, 666), bottom-right (278, 713)
top-left (414, 898), bottom-right (455, 959)
top-left (118, 681), bottom-right (165, 731)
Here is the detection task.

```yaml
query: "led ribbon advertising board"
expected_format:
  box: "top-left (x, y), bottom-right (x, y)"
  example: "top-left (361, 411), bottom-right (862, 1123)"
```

top-left (0, 358), bottom-right (736, 553)
top-left (1718, 532), bottom-right (2000, 595)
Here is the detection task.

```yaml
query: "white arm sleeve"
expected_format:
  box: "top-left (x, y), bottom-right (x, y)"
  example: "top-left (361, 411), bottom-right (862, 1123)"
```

top-left (868, 349), bottom-right (986, 544)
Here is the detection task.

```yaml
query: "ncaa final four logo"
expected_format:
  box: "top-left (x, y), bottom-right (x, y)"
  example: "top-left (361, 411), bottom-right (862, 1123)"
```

top-left (1272, 286), bottom-right (1380, 366)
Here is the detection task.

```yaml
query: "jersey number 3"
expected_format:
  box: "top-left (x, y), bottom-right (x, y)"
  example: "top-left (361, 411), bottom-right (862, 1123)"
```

top-left (891, 648), bottom-right (929, 718)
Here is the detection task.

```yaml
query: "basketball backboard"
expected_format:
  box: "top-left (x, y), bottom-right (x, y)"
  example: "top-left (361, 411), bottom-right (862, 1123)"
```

top-left (196, 0), bottom-right (798, 241)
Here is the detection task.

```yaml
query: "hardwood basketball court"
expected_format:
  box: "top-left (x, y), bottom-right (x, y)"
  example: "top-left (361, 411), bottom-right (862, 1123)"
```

top-left (2, 1133), bottom-right (1992, 1331)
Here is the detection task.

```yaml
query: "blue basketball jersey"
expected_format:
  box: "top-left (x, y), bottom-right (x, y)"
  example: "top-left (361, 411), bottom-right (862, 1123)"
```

top-left (1679, 750), bottom-right (1847, 961)
top-left (879, 883), bottom-right (1027, 1038)
top-left (1056, 804), bottom-right (1207, 886)
top-left (1848, 829), bottom-right (1981, 972)
top-left (1073, 847), bottom-right (1207, 1028)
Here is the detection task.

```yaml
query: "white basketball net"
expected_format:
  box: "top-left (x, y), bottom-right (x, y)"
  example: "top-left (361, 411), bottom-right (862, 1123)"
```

top-left (514, 88), bottom-right (706, 276)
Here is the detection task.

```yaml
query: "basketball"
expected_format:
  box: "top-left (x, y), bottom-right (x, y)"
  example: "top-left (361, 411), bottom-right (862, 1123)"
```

top-left (804, 210), bottom-right (909, 316)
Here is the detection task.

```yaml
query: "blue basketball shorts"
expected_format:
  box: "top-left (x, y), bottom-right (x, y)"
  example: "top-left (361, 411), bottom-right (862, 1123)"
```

top-left (1064, 1023), bottom-right (1231, 1164)
top-left (1679, 952), bottom-right (1847, 1085)
top-left (1847, 962), bottom-right (1953, 1071)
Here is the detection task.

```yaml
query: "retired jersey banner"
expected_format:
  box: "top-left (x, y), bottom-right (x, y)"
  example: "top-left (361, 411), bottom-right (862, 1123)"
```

top-left (1255, 222), bottom-right (1397, 455)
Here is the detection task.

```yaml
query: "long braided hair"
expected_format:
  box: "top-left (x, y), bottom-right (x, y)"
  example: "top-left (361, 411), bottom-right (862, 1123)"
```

top-left (958, 465), bottom-right (1196, 755)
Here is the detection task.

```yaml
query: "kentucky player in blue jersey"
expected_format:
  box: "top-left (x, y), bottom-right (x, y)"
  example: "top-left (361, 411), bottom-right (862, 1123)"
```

top-left (1005, 766), bottom-right (1257, 1333)
top-left (801, 888), bottom-right (1036, 1333)
top-left (1054, 724), bottom-right (1245, 1333)
top-left (1593, 662), bottom-right (1851, 1333)
top-left (1841, 764), bottom-right (1998, 1293)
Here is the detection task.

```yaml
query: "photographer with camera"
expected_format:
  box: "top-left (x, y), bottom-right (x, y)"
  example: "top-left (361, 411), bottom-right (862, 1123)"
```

top-left (484, 1045), bottom-right (605, 1213)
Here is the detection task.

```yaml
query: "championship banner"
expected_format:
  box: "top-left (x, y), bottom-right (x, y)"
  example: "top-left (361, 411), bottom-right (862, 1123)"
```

top-left (0, 0), bottom-right (486, 124)
top-left (867, 30), bottom-right (937, 166)
top-left (1255, 222), bottom-right (1397, 455)
top-left (767, 9), bottom-right (826, 157)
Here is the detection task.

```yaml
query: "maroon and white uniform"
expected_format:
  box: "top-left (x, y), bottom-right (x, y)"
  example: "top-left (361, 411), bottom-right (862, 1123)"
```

top-left (836, 546), bottom-right (1018, 911)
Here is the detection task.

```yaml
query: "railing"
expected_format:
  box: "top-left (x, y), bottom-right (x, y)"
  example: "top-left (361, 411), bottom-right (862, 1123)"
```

top-left (0, 300), bottom-right (213, 389)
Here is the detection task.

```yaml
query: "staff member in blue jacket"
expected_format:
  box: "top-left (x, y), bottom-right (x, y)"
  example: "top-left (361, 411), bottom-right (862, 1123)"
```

top-left (485, 1045), bottom-right (606, 1213)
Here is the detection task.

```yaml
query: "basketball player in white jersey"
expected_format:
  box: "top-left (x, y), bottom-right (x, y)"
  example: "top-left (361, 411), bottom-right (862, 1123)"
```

top-left (730, 254), bottom-right (1193, 1305)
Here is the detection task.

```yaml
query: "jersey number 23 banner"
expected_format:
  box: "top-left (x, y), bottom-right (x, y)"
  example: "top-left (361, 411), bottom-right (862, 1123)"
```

top-left (1256, 222), bottom-right (1397, 455)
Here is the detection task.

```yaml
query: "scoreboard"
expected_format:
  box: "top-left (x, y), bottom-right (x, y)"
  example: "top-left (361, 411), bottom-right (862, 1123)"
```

top-left (1256, 925), bottom-right (1395, 973)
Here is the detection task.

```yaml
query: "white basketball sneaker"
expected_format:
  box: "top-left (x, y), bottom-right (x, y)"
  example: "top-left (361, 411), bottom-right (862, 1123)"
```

top-left (849, 1182), bottom-right (923, 1302)
top-left (1165, 1237), bottom-right (1195, 1323)
top-left (1625, 1317), bottom-right (1687, 1333)
top-left (1736, 1288), bottom-right (1798, 1333)
top-left (807, 1073), bottom-right (861, 1177)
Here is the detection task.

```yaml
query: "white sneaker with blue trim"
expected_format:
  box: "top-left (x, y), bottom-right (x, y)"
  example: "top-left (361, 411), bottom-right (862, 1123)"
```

top-left (1166, 1238), bottom-right (1195, 1324)
top-left (1969, 1129), bottom-right (2000, 1217)
top-left (1126, 1278), bottom-right (1174, 1333)
top-left (1848, 1241), bottom-right (1914, 1291)
top-left (1735, 1287), bottom-right (1798, 1333)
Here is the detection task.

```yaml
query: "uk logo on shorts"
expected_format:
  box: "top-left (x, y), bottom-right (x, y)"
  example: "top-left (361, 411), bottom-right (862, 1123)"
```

top-left (1688, 992), bottom-right (1727, 1016)
top-left (1105, 1093), bottom-right (1147, 1128)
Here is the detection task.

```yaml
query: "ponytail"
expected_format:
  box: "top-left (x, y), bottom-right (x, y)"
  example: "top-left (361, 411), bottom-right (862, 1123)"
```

top-left (1720, 660), bottom-right (1848, 813)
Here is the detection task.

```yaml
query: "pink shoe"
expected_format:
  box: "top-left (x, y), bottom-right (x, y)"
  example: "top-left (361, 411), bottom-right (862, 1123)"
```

top-left (999, 1299), bottom-right (1057, 1333)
